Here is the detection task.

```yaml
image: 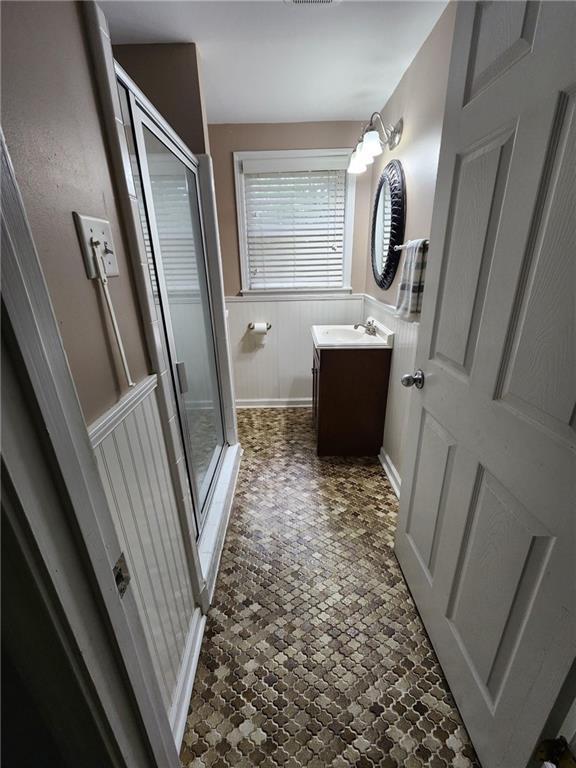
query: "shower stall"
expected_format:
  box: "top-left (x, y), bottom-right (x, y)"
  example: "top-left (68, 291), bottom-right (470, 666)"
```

top-left (117, 73), bottom-right (234, 537)
top-left (86, 57), bottom-right (240, 748)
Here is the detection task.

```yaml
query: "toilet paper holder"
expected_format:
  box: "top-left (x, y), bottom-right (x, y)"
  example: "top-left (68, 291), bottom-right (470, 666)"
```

top-left (248, 322), bottom-right (272, 331)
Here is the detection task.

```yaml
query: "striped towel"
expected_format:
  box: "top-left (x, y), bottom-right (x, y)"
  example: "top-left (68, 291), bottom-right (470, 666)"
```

top-left (395, 238), bottom-right (428, 321)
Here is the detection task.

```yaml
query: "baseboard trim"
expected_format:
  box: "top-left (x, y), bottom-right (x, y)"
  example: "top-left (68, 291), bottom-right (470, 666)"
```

top-left (170, 608), bottom-right (206, 751)
top-left (379, 448), bottom-right (401, 498)
top-left (236, 398), bottom-right (313, 408)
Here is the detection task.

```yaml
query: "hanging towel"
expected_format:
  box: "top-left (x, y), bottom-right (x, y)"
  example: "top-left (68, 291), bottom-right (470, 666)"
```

top-left (395, 238), bottom-right (428, 321)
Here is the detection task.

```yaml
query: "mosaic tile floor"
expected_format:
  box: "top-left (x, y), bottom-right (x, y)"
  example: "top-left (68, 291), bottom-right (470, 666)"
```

top-left (181, 409), bottom-right (480, 768)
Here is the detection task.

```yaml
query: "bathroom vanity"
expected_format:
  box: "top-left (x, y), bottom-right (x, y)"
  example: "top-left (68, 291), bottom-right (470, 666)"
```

top-left (311, 321), bottom-right (393, 457)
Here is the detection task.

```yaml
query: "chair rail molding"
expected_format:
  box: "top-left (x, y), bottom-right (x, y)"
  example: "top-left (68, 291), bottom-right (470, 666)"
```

top-left (89, 374), bottom-right (158, 447)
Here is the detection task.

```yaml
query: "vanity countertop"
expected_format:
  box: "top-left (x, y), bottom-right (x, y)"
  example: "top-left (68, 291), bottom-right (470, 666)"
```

top-left (311, 318), bottom-right (394, 350)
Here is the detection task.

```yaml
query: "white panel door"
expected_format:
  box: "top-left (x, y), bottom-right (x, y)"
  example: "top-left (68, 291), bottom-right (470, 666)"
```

top-left (394, 3), bottom-right (576, 767)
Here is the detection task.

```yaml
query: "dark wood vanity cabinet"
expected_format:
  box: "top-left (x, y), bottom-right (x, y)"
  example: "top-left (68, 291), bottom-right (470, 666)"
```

top-left (312, 346), bottom-right (392, 457)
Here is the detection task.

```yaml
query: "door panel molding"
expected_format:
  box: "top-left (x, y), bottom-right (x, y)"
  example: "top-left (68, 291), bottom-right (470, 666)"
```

top-left (395, 3), bottom-right (576, 766)
top-left (495, 89), bottom-right (576, 433)
top-left (431, 125), bottom-right (516, 373)
top-left (446, 468), bottom-right (554, 699)
top-left (464, 0), bottom-right (541, 103)
top-left (406, 411), bottom-right (455, 580)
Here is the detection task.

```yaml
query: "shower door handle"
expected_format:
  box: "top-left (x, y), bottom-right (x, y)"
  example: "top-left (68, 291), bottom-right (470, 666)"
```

top-left (175, 361), bottom-right (189, 395)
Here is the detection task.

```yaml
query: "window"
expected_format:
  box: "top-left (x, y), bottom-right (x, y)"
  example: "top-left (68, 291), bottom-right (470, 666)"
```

top-left (234, 150), bottom-right (355, 293)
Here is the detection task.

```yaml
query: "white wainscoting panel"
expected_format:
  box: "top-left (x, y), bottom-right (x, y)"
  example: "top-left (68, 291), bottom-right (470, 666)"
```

top-left (92, 384), bottom-right (199, 728)
top-left (225, 293), bottom-right (419, 496)
top-left (226, 295), bottom-right (364, 407)
top-left (363, 295), bottom-right (419, 492)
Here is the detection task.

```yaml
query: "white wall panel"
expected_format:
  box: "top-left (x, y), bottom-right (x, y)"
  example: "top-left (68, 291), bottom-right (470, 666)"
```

top-left (94, 386), bottom-right (197, 718)
top-left (226, 295), bottom-right (364, 406)
top-left (226, 293), bottom-right (419, 491)
top-left (363, 296), bottom-right (419, 486)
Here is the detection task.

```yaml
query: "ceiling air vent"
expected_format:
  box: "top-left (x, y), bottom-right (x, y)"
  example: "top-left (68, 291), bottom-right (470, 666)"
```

top-left (284, 0), bottom-right (341, 5)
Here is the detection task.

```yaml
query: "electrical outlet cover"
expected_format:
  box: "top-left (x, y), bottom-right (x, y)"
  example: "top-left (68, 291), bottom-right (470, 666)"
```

top-left (73, 213), bottom-right (119, 278)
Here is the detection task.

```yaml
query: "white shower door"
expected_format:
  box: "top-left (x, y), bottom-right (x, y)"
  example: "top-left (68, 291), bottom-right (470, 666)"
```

top-left (133, 110), bottom-right (225, 533)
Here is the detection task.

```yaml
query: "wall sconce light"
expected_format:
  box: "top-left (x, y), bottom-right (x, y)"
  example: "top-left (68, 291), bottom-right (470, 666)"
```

top-left (347, 113), bottom-right (403, 175)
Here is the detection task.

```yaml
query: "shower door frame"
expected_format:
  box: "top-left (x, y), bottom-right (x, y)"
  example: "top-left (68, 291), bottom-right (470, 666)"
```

top-left (117, 65), bottom-right (237, 537)
top-left (130, 100), bottom-right (225, 533)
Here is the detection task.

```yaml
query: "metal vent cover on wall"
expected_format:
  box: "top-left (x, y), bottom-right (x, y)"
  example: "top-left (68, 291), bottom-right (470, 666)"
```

top-left (284, 0), bottom-right (342, 5)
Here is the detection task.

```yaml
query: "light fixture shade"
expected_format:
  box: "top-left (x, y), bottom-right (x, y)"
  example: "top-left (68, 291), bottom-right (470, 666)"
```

top-left (362, 129), bottom-right (383, 158)
top-left (347, 150), bottom-right (366, 174)
top-left (358, 139), bottom-right (374, 165)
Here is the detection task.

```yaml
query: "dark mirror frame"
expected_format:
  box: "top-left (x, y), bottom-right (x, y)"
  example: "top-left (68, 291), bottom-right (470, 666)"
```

top-left (371, 159), bottom-right (406, 290)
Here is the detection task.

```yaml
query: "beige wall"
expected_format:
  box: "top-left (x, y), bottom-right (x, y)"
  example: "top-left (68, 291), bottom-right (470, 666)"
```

top-left (359, 3), bottom-right (456, 481)
top-left (208, 122), bottom-right (371, 296)
top-left (114, 43), bottom-right (210, 156)
top-left (1, 1), bottom-right (150, 425)
top-left (364, 2), bottom-right (457, 302)
top-left (209, 3), bottom-right (455, 301)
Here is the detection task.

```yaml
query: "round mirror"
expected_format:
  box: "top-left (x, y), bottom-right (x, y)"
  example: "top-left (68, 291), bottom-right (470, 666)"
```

top-left (371, 160), bottom-right (406, 290)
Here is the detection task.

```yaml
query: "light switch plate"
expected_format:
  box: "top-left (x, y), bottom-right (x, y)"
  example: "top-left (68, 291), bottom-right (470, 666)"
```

top-left (73, 213), bottom-right (119, 278)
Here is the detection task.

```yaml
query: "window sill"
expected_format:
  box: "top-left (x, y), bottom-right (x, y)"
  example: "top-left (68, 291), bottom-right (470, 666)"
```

top-left (226, 289), bottom-right (360, 303)
top-left (240, 287), bottom-right (353, 297)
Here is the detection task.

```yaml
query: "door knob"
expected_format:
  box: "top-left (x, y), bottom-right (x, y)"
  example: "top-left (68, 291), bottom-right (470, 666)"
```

top-left (401, 369), bottom-right (425, 389)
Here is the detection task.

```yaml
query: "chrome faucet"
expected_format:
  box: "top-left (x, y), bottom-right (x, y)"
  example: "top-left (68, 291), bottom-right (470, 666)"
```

top-left (354, 320), bottom-right (378, 336)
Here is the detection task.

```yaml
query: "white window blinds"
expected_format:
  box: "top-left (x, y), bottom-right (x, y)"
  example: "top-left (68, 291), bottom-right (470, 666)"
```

top-left (133, 155), bottom-right (200, 297)
top-left (148, 173), bottom-right (200, 295)
top-left (237, 152), bottom-right (353, 292)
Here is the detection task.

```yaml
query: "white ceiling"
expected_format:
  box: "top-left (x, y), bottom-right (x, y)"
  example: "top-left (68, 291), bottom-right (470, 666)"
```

top-left (102, 0), bottom-right (448, 124)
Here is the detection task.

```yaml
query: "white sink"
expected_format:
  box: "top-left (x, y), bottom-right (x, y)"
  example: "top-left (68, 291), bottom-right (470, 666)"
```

top-left (311, 318), bottom-right (394, 349)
